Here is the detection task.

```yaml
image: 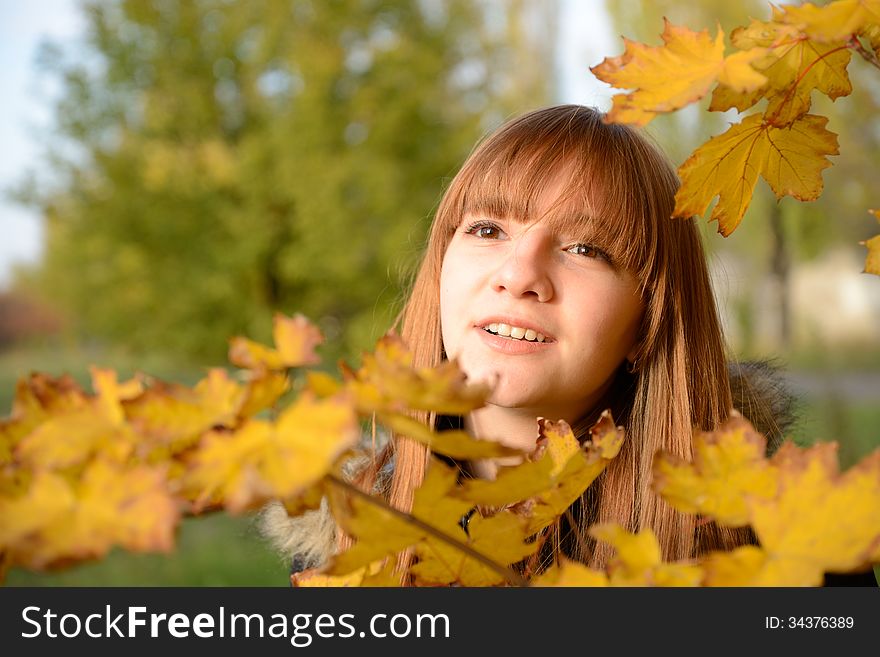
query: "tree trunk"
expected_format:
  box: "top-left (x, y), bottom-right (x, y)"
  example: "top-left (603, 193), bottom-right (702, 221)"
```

top-left (768, 204), bottom-right (791, 349)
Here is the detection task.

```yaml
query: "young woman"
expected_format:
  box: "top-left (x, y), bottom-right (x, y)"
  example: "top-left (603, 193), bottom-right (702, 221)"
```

top-left (263, 104), bottom-right (802, 580)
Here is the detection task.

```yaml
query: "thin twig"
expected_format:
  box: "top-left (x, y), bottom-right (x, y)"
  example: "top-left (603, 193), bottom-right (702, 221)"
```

top-left (326, 474), bottom-right (529, 587)
top-left (849, 34), bottom-right (880, 71)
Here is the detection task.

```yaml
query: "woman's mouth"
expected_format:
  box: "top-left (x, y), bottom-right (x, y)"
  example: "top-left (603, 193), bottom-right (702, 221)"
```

top-left (482, 323), bottom-right (546, 343)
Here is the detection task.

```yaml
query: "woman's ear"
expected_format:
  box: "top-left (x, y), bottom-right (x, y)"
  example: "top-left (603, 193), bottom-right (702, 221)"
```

top-left (626, 345), bottom-right (639, 365)
top-left (625, 344), bottom-right (640, 373)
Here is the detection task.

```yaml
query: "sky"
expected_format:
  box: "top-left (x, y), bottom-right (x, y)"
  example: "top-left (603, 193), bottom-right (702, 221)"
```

top-left (0, 0), bottom-right (617, 286)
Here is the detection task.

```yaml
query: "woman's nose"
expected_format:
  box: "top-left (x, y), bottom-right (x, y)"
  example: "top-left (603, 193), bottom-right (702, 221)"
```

top-left (491, 233), bottom-right (554, 302)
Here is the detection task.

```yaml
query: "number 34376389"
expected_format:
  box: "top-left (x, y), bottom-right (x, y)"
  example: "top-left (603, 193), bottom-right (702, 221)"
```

top-left (765, 616), bottom-right (854, 629)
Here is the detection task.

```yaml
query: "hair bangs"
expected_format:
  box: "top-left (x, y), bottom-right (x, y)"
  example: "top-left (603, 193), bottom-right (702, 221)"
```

top-left (437, 106), bottom-right (674, 292)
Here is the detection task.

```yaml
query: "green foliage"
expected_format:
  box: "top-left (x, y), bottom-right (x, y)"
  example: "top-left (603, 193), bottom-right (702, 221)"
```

top-left (19, 0), bottom-right (551, 363)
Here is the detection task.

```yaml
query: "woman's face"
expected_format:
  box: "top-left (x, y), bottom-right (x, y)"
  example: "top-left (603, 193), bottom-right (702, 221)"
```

top-left (439, 185), bottom-right (644, 423)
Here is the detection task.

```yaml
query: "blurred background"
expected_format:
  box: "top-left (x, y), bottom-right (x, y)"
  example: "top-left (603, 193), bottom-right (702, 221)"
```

top-left (2, 0), bottom-right (878, 585)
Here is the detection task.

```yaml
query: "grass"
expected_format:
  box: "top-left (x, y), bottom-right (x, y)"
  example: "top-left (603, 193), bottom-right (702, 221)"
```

top-left (791, 397), bottom-right (880, 468)
top-left (4, 514), bottom-right (289, 587)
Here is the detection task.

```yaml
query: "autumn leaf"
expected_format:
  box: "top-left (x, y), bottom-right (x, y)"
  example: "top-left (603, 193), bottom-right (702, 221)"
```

top-left (185, 392), bottom-right (359, 512)
top-left (862, 209), bottom-right (880, 275)
top-left (699, 545), bottom-right (774, 586)
top-left (531, 557), bottom-right (609, 587)
top-left (381, 412), bottom-right (522, 460)
top-left (326, 459), bottom-right (472, 577)
top-left (292, 559), bottom-right (398, 587)
top-left (412, 510), bottom-right (536, 586)
top-left (0, 471), bottom-right (74, 549)
top-left (653, 413), bottom-right (778, 527)
top-left (345, 334), bottom-right (488, 416)
top-left (592, 19), bottom-right (766, 126)
top-left (235, 370), bottom-right (290, 419)
top-left (742, 444), bottom-right (880, 586)
top-left (778, 0), bottom-right (880, 43)
top-left (0, 374), bottom-right (90, 463)
top-left (229, 313), bottom-right (323, 370)
top-left (273, 313), bottom-right (324, 367)
top-left (123, 368), bottom-right (244, 453)
top-left (709, 16), bottom-right (852, 125)
top-left (459, 413), bottom-right (622, 529)
top-left (522, 414), bottom-right (624, 534)
top-left (6, 460), bottom-right (178, 569)
top-left (16, 368), bottom-right (141, 468)
top-left (590, 523), bottom-right (704, 586)
top-left (674, 113), bottom-right (839, 235)
top-left (305, 370), bottom-right (342, 398)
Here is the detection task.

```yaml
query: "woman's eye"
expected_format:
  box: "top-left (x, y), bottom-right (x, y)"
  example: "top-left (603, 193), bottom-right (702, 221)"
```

top-left (464, 221), bottom-right (504, 239)
top-left (568, 243), bottom-right (609, 261)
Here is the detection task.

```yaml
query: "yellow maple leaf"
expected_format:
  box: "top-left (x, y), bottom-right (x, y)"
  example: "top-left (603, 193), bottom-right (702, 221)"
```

top-left (274, 313), bottom-right (324, 366)
top-left (229, 313), bottom-right (323, 370)
top-left (1, 374), bottom-right (90, 464)
top-left (327, 459), bottom-right (473, 577)
top-left (8, 460), bottom-right (178, 569)
top-left (412, 510), bottom-right (536, 586)
top-left (235, 369), bottom-right (290, 419)
top-left (459, 413), bottom-right (622, 530)
top-left (699, 545), bottom-right (771, 586)
top-left (709, 16), bottom-right (852, 125)
top-left (523, 414), bottom-right (624, 534)
top-left (779, 0), bottom-right (880, 43)
top-left (653, 413), bottom-right (778, 527)
top-left (123, 368), bottom-right (243, 453)
top-left (185, 392), bottom-right (359, 512)
top-left (305, 370), bottom-right (342, 398)
top-left (16, 368), bottom-right (141, 468)
top-left (744, 444), bottom-right (880, 585)
top-left (591, 19), bottom-right (766, 126)
top-left (696, 544), bottom-right (818, 586)
top-left (674, 113), bottom-right (839, 235)
top-left (0, 471), bottom-right (74, 549)
top-left (380, 412), bottom-right (522, 460)
top-left (590, 523), bottom-right (704, 586)
top-left (862, 209), bottom-right (880, 275)
top-left (346, 334), bottom-right (488, 416)
top-left (531, 557), bottom-right (609, 587)
top-left (292, 559), bottom-right (398, 587)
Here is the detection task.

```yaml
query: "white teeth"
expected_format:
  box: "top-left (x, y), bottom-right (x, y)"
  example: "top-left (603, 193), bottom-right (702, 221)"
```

top-left (483, 323), bottom-right (547, 342)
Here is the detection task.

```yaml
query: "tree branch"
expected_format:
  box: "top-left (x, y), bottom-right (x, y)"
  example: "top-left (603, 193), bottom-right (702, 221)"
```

top-left (326, 474), bottom-right (529, 587)
top-left (849, 35), bottom-right (880, 72)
